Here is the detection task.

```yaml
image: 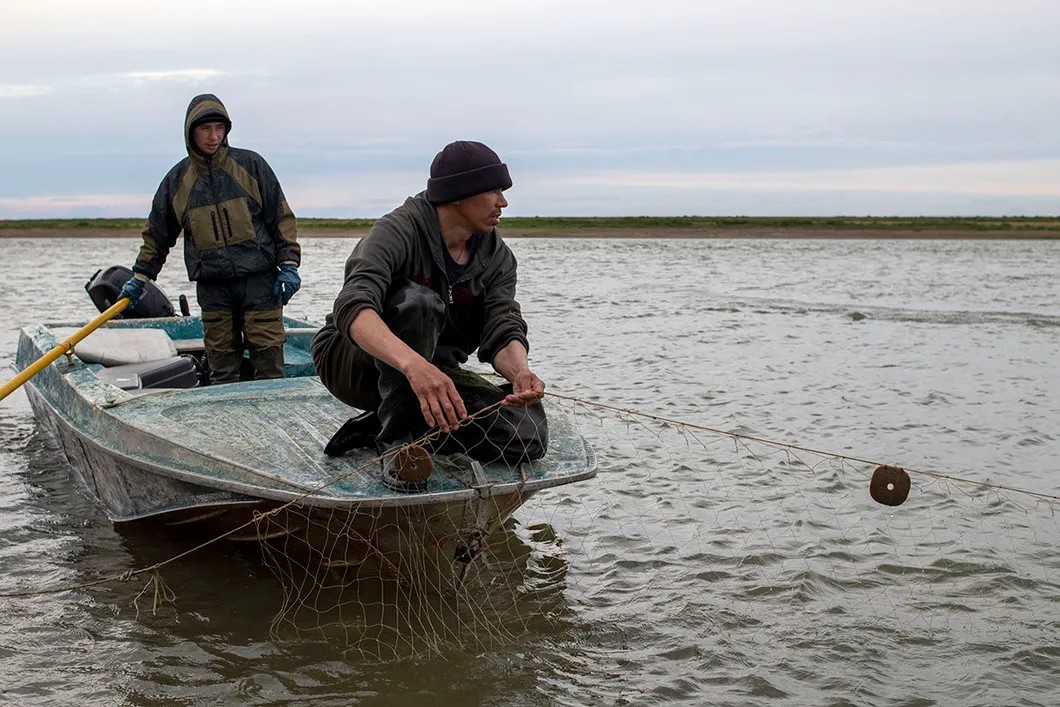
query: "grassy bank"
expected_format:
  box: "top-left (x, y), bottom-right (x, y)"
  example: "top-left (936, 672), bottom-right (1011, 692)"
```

top-left (2, 215), bottom-right (1059, 238)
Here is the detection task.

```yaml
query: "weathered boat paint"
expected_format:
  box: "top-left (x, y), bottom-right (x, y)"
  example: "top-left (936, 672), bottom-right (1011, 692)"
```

top-left (15, 315), bottom-right (597, 586)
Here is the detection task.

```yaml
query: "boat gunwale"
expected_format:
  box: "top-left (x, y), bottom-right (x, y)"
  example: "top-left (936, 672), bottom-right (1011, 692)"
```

top-left (17, 321), bottom-right (599, 514)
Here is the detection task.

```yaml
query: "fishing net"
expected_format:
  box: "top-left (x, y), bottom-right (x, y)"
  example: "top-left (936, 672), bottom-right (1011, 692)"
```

top-left (3, 391), bottom-right (1057, 681)
top-left (237, 394), bottom-right (1060, 666)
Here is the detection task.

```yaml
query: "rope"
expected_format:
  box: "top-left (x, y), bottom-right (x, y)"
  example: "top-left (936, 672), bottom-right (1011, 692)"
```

top-left (0, 402), bottom-right (509, 600)
top-left (545, 391), bottom-right (1060, 504)
top-left (2, 392), bottom-right (1055, 600)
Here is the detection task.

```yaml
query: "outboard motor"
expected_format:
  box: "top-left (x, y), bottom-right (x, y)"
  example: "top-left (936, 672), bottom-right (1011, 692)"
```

top-left (85, 265), bottom-right (177, 319)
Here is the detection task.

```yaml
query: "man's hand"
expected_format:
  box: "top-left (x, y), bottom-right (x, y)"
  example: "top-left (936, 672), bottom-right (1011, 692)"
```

top-left (349, 309), bottom-right (466, 431)
top-left (503, 368), bottom-right (545, 407)
top-left (119, 276), bottom-right (146, 308)
top-left (273, 263), bottom-right (301, 305)
top-left (491, 340), bottom-right (545, 407)
top-left (404, 358), bottom-right (468, 431)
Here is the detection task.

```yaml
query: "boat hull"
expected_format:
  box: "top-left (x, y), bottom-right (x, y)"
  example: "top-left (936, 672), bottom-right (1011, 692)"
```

top-left (27, 382), bottom-right (543, 590)
top-left (16, 315), bottom-right (596, 589)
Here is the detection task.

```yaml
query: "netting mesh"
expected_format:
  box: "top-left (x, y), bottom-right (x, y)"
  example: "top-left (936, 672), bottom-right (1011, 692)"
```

top-left (210, 395), bottom-right (1060, 663)
top-left (2, 392), bottom-right (1056, 674)
top-left (252, 400), bottom-right (560, 660)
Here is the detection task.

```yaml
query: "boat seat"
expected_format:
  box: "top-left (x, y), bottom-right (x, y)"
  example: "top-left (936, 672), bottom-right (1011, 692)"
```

top-left (52, 327), bottom-right (179, 366)
top-left (96, 356), bottom-right (201, 390)
top-left (173, 338), bottom-right (206, 354)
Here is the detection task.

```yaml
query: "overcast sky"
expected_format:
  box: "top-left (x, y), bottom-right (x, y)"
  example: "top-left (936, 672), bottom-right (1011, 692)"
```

top-left (1, 0), bottom-right (1058, 218)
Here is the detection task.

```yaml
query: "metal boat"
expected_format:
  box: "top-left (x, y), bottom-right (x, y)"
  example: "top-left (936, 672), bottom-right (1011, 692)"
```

top-left (13, 310), bottom-right (597, 587)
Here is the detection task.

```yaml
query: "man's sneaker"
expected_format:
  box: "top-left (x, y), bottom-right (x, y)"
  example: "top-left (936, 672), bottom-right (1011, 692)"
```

top-left (381, 443), bottom-right (434, 493)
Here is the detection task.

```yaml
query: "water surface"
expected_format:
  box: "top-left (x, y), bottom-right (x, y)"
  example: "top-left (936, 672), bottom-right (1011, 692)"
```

top-left (0, 236), bottom-right (1057, 705)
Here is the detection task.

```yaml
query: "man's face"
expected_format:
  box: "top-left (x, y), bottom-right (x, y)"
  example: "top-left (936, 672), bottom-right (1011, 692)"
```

top-left (454, 189), bottom-right (509, 233)
top-left (193, 121), bottom-right (227, 156)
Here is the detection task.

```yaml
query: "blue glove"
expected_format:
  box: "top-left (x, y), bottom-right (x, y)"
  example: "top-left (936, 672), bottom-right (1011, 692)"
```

top-left (119, 276), bottom-right (145, 308)
top-left (273, 263), bottom-right (301, 305)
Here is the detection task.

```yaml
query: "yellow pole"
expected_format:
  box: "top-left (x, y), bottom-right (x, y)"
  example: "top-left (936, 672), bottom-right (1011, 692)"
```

top-left (0, 298), bottom-right (130, 403)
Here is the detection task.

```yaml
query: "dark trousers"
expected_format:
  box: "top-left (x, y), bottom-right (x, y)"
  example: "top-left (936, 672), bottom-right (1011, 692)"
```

top-left (197, 270), bottom-right (285, 384)
top-left (313, 281), bottom-right (547, 463)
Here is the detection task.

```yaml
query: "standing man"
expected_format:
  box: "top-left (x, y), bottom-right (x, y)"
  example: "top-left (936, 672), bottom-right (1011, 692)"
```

top-left (120, 93), bottom-right (301, 383)
top-left (312, 140), bottom-right (548, 492)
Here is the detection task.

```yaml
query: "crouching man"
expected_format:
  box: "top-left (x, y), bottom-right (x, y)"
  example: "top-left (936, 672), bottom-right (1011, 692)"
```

top-left (312, 140), bottom-right (548, 491)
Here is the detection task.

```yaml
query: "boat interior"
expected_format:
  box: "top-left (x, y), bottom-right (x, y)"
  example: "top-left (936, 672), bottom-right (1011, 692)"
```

top-left (57, 265), bottom-right (317, 392)
top-left (52, 317), bottom-right (318, 392)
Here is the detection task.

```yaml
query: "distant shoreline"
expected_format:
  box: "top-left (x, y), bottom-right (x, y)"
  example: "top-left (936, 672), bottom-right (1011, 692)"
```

top-left (1, 227), bottom-right (1058, 240)
top-left (2, 215), bottom-right (1059, 239)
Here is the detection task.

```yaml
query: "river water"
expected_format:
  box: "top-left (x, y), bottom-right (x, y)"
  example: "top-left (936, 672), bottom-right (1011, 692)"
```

top-left (0, 236), bottom-right (1057, 705)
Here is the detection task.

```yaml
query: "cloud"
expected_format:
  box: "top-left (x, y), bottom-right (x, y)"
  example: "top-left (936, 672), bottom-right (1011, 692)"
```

top-left (0, 84), bottom-right (52, 99)
top-left (1, 1), bottom-right (1058, 217)
top-left (5, 158), bottom-right (1056, 220)
top-left (0, 69), bottom-right (229, 103)
top-left (124, 69), bottom-right (227, 85)
top-left (0, 193), bottom-right (150, 219)
top-left (568, 160), bottom-right (1060, 198)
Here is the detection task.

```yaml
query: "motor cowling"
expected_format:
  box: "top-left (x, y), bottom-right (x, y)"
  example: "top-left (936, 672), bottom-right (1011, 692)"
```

top-left (84, 266), bottom-right (177, 319)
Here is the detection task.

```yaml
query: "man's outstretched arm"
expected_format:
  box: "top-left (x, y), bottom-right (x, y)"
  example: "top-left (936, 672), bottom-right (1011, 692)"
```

top-left (492, 339), bottom-right (545, 407)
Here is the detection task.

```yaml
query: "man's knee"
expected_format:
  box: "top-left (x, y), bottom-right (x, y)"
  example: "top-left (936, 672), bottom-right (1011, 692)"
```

top-left (466, 404), bottom-right (548, 464)
top-left (243, 309), bottom-right (285, 379)
top-left (312, 324), bottom-right (381, 410)
top-left (504, 405), bottom-right (549, 461)
top-left (243, 309), bottom-right (285, 350)
top-left (383, 281), bottom-right (445, 348)
top-left (202, 309), bottom-right (238, 353)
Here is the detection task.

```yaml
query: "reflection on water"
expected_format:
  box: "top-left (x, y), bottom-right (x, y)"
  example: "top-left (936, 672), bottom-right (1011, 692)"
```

top-left (1, 237), bottom-right (1059, 705)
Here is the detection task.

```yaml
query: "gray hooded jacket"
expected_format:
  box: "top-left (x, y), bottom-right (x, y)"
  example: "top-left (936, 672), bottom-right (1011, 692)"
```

top-left (323, 192), bottom-right (529, 367)
top-left (133, 94), bottom-right (300, 282)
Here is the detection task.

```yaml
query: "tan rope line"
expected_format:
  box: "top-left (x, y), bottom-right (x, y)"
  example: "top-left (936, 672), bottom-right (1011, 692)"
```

top-left (8, 389), bottom-right (1051, 601)
top-left (0, 401), bottom-right (509, 599)
top-left (545, 391), bottom-right (1060, 504)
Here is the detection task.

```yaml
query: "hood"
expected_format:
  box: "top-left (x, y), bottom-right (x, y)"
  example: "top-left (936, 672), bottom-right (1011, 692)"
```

top-left (404, 191), bottom-right (501, 279)
top-left (406, 192), bottom-right (444, 254)
top-left (184, 94), bottom-right (232, 159)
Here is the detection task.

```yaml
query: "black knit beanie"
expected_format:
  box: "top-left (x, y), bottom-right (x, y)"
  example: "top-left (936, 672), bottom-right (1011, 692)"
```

top-left (190, 110), bottom-right (231, 133)
top-left (187, 94), bottom-right (232, 134)
top-left (426, 141), bottom-right (512, 204)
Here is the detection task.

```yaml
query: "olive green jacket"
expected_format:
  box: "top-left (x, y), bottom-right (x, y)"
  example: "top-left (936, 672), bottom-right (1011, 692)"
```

top-left (325, 192), bottom-right (529, 367)
top-left (133, 94), bottom-right (300, 282)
